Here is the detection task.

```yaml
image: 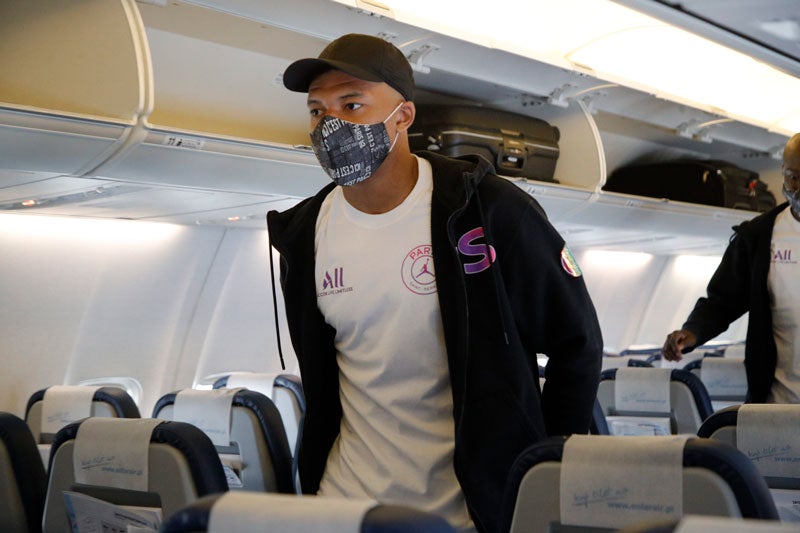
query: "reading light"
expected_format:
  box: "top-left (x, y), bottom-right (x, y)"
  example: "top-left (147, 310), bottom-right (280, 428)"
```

top-left (340, 0), bottom-right (800, 136)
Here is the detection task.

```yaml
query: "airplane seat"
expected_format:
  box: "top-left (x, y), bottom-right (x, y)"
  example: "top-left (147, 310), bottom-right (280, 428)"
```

top-left (24, 385), bottom-right (140, 468)
top-left (499, 435), bottom-right (778, 533)
top-left (42, 418), bottom-right (228, 533)
top-left (160, 491), bottom-right (457, 533)
top-left (601, 355), bottom-right (655, 370)
top-left (0, 412), bottom-right (47, 533)
top-left (590, 397), bottom-right (611, 435)
top-left (153, 388), bottom-right (294, 494)
top-left (213, 372), bottom-right (304, 491)
top-left (617, 515), bottom-right (799, 533)
top-left (25, 385), bottom-right (140, 443)
top-left (698, 404), bottom-right (800, 521)
top-left (683, 357), bottom-right (747, 411)
top-left (212, 372), bottom-right (305, 460)
top-left (696, 405), bottom-right (740, 447)
top-left (597, 368), bottom-right (713, 436)
top-left (539, 365), bottom-right (608, 435)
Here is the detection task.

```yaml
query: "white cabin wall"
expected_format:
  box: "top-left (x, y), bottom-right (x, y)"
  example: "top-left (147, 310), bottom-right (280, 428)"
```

top-left (573, 249), bottom-right (668, 352)
top-left (574, 246), bottom-right (747, 353)
top-left (633, 255), bottom-right (747, 345)
top-left (0, 215), bottom-right (292, 418)
top-left (0, 210), bottom-right (755, 422)
top-left (188, 227), bottom-right (298, 387)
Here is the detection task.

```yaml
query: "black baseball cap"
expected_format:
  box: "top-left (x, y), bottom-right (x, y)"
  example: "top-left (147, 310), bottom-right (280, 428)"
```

top-left (283, 33), bottom-right (414, 101)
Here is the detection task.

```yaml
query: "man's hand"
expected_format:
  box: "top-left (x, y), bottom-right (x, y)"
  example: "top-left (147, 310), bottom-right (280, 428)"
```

top-left (662, 329), bottom-right (697, 362)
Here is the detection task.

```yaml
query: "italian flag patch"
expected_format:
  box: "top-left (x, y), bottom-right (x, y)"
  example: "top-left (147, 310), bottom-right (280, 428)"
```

top-left (560, 245), bottom-right (582, 277)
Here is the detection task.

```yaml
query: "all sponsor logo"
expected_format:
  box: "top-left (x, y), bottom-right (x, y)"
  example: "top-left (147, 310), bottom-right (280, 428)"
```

top-left (318, 266), bottom-right (354, 297)
top-left (401, 245), bottom-right (437, 295)
top-left (772, 246), bottom-right (797, 264)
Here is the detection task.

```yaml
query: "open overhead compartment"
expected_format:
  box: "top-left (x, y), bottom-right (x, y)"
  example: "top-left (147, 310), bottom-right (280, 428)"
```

top-left (0, 0), bottom-right (792, 252)
top-left (0, 0), bottom-right (152, 175)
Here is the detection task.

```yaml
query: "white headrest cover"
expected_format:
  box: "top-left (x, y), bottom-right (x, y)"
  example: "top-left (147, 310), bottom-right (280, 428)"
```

top-left (73, 418), bottom-right (163, 491)
top-left (41, 385), bottom-right (101, 434)
top-left (701, 358), bottom-right (747, 397)
top-left (208, 492), bottom-right (377, 533)
top-left (560, 435), bottom-right (688, 529)
top-left (737, 404), bottom-right (800, 478)
top-left (614, 367), bottom-right (672, 414)
top-left (675, 515), bottom-right (799, 532)
top-left (173, 388), bottom-right (242, 447)
top-left (225, 372), bottom-right (279, 399)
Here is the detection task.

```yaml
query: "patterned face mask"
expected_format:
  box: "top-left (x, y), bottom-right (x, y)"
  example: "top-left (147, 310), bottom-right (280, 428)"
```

top-left (310, 104), bottom-right (402, 186)
top-left (783, 183), bottom-right (800, 215)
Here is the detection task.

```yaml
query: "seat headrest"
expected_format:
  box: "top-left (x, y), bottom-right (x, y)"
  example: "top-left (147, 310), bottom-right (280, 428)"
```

top-left (73, 418), bottom-right (165, 491)
top-left (736, 404), bottom-right (800, 480)
top-left (560, 435), bottom-right (689, 529)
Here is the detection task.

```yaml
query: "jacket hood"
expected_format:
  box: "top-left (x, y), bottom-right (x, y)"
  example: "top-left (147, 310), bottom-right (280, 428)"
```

top-left (267, 182), bottom-right (335, 253)
top-left (418, 151), bottom-right (494, 211)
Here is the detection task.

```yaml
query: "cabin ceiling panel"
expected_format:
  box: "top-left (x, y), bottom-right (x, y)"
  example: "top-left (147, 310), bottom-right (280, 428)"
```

top-left (0, 177), bottom-right (110, 205)
top-left (0, 170), bottom-right (64, 189)
top-left (146, 197), bottom-right (300, 227)
top-left (557, 223), bottom-right (729, 255)
top-left (96, 138), bottom-right (328, 198)
top-left (526, 180), bottom-right (754, 254)
top-left (0, 177), bottom-right (288, 221)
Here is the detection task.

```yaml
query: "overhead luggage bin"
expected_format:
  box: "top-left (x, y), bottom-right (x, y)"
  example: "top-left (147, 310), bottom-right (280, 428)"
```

top-left (96, 128), bottom-right (329, 200)
top-left (0, 0), bottom-right (786, 244)
top-left (0, 0), bottom-right (152, 175)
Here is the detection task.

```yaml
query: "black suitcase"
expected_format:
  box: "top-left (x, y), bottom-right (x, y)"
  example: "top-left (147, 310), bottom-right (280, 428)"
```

top-left (409, 105), bottom-right (560, 182)
top-left (603, 159), bottom-right (776, 212)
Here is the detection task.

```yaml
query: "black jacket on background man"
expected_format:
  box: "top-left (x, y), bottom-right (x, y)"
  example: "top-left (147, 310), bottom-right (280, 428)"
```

top-left (683, 202), bottom-right (789, 403)
top-left (267, 151), bottom-right (603, 533)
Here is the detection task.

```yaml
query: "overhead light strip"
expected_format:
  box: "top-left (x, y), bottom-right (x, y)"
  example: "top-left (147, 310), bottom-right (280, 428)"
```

top-left (339, 0), bottom-right (800, 136)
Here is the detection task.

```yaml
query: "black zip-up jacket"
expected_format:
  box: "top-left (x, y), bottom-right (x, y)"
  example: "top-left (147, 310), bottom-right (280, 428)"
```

top-left (267, 151), bottom-right (603, 533)
top-left (683, 202), bottom-right (789, 403)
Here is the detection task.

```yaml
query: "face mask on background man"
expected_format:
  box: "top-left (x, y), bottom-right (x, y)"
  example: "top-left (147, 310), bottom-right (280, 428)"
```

top-left (783, 183), bottom-right (800, 215)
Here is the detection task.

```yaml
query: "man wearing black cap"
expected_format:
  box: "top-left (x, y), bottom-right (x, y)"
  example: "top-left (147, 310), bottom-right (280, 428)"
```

top-left (267, 34), bottom-right (602, 533)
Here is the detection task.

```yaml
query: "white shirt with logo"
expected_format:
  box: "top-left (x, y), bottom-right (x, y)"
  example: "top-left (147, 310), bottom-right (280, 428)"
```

top-left (313, 156), bottom-right (473, 531)
top-left (767, 207), bottom-right (800, 403)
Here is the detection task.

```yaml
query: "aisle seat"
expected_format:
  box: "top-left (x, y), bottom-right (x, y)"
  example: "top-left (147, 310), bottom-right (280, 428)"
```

top-left (153, 388), bottom-right (293, 493)
top-left (160, 491), bottom-right (456, 533)
top-left (597, 368), bottom-right (713, 436)
top-left (25, 385), bottom-right (140, 468)
top-left (0, 412), bottom-right (47, 533)
top-left (499, 435), bottom-right (778, 532)
top-left (698, 404), bottom-right (800, 522)
top-left (42, 418), bottom-right (227, 532)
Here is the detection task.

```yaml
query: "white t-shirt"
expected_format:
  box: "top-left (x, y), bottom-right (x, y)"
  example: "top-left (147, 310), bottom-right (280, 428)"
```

top-left (314, 156), bottom-right (473, 531)
top-left (767, 207), bottom-right (800, 403)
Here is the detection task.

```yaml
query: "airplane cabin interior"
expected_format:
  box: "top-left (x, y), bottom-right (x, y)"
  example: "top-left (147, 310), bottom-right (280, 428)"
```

top-left (2, 1), bottom-right (800, 531)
